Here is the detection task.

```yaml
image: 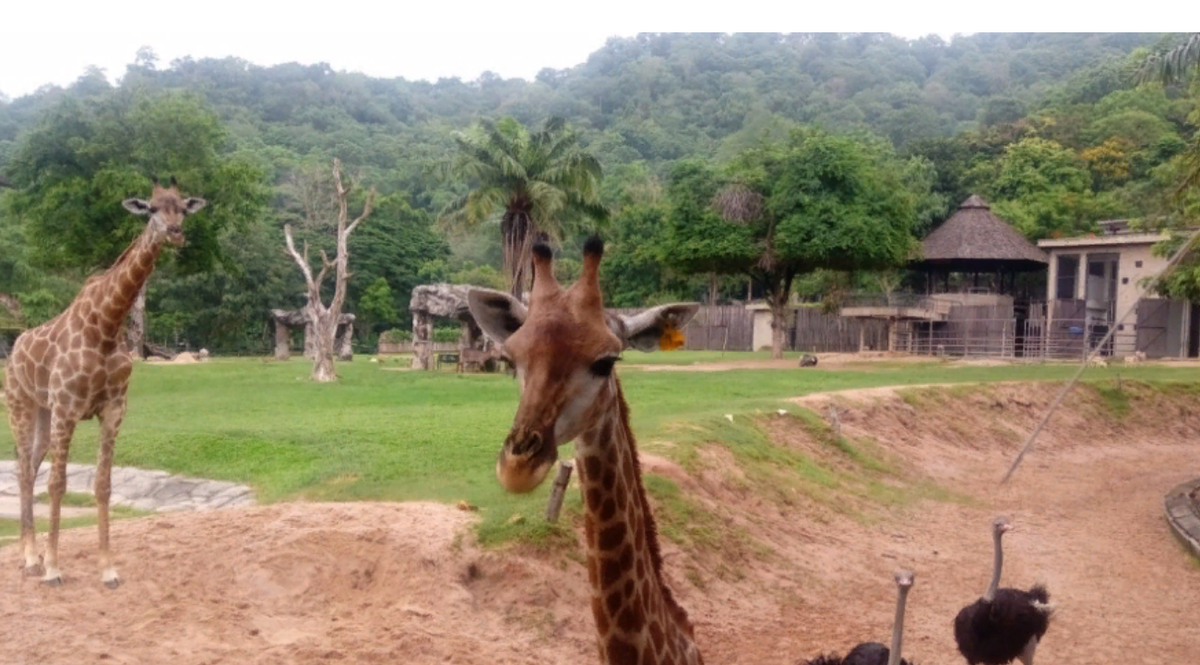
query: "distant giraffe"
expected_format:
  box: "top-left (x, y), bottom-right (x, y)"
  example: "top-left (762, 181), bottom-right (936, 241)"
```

top-left (466, 237), bottom-right (702, 665)
top-left (5, 176), bottom-right (205, 587)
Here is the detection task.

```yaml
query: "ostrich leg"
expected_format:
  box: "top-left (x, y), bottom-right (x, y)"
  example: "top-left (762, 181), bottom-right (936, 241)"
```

top-left (1018, 636), bottom-right (1038, 665)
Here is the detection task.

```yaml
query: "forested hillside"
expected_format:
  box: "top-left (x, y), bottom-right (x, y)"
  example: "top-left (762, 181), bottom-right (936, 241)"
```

top-left (1, 32), bottom-right (1196, 354)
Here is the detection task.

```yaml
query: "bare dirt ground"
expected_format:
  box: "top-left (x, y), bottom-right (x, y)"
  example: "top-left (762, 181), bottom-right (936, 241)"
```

top-left (627, 351), bottom-right (934, 372)
top-left (2, 383), bottom-right (1198, 664)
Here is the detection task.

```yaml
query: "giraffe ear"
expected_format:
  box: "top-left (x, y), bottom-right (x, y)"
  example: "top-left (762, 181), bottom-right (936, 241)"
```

top-left (467, 288), bottom-right (528, 345)
top-left (616, 303), bottom-right (700, 352)
top-left (123, 198), bottom-right (152, 216)
top-left (183, 197), bottom-right (207, 214)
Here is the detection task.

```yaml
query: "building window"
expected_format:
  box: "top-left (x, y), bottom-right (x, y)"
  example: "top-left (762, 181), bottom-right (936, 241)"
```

top-left (1135, 260), bottom-right (1143, 268)
top-left (1122, 277), bottom-right (1129, 284)
top-left (1056, 255), bottom-right (1079, 299)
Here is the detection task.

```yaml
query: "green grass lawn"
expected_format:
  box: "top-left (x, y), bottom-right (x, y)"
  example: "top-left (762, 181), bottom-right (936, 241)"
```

top-left (1, 352), bottom-right (1194, 545)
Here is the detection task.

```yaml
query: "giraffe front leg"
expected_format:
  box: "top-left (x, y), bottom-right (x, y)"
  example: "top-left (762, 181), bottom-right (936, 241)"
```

top-left (7, 399), bottom-right (42, 575)
top-left (41, 411), bottom-right (77, 587)
top-left (95, 399), bottom-right (125, 589)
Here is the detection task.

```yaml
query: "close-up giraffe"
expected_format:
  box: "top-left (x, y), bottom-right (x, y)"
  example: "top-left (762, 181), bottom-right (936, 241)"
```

top-left (467, 237), bottom-right (703, 665)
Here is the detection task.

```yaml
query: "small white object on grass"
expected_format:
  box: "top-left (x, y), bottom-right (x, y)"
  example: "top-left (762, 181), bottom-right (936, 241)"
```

top-left (777, 409), bottom-right (788, 415)
top-left (724, 414), bottom-right (734, 422)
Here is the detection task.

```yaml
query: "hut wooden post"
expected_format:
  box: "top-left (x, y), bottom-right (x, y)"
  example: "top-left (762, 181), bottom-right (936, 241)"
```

top-left (335, 318), bottom-right (354, 361)
top-left (274, 320), bottom-right (290, 361)
top-left (412, 311), bottom-right (433, 371)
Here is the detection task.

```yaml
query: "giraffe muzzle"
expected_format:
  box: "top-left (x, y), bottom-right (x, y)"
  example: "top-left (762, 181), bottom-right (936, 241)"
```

top-left (496, 429), bottom-right (558, 494)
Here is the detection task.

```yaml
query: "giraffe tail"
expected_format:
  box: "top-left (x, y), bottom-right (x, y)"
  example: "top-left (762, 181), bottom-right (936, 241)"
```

top-left (31, 407), bottom-right (51, 475)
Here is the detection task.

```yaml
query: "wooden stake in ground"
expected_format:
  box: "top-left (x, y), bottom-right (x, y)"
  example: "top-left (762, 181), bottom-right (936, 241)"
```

top-left (283, 158), bottom-right (375, 382)
top-left (545, 460), bottom-right (575, 522)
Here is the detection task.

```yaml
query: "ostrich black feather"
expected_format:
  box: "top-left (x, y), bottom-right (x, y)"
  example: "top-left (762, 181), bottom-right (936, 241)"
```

top-left (953, 586), bottom-right (1051, 665)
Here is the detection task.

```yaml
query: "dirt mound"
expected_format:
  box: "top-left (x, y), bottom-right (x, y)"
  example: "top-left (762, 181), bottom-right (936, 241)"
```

top-left (0, 502), bottom-right (599, 665)
top-left (3, 383), bottom-right (1198, 665)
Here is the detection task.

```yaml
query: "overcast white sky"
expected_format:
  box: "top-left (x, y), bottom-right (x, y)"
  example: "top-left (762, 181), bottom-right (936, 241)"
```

top-left (1, 0), bottom-right (1160, 99)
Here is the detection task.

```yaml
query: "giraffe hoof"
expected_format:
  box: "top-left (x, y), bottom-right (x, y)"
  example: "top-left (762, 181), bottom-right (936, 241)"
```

top-left (21, 564), bottom-right (44, 578)
top-left (41, 576), bottom-right (63, 588)
top-left (104, 576), bottom-right (122, 590)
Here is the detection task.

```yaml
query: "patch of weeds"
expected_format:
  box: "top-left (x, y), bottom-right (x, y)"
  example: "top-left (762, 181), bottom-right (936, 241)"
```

top-left (35, 492), bottom-right (95, 507)
top-left (684, 567), bottom-right (706, 590)
top-left (1094, 385), bottom-right (1130, 419)
top-left (790, 408), bottom-right (889, 473)
top-left (643, 474), bottom-right (721, 549)
top-left (897, 389), bottom-right (928, 409)
top-left (476, 516), bottom-right (577, 552)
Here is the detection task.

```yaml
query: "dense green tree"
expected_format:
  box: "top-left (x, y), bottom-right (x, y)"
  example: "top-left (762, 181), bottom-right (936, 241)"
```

top-left (438, 116), bottom-right (609, 296)
top-left (3, 86), bottom-right (269, 353)
top-left (661, 128), bottom-right (924, 358)
top-left (347, 193), bottom-right (450, 325)
top-left (1, 33), bottom-right (1196, 355)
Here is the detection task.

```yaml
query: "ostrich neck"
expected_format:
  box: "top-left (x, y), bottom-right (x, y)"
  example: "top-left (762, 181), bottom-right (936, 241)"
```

top-left (984, 533), bottom-right (1003, 601)
top-left (887, 587), bottom-right (909, 665)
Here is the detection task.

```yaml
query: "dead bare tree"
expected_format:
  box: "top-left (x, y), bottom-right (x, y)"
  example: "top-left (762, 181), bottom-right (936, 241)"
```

top-left (283, 158), bottom-right (375, 382)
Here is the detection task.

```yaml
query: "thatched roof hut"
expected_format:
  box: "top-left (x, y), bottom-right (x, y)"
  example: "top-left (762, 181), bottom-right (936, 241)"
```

top-left (913, 195), bottom-right (1048, 274)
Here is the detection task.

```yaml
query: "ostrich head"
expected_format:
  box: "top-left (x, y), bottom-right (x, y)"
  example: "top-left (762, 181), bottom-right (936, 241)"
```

top-left (992, 516), bottom-right (1013, 537)
top-left (894, 569), bottom-right (915, 589)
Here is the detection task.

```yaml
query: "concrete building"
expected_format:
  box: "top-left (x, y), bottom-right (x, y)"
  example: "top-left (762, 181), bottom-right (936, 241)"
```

top-left (1037, 220), bottom-right (1197, 358)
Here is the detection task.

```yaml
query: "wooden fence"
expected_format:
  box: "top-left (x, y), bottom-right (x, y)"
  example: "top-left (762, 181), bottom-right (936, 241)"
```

top-left (789, 307), bottom-right (889, 353)
top-left (377, 341), bottom-right (459, 355)
top-left (609, 304), bottom-right (887, 353)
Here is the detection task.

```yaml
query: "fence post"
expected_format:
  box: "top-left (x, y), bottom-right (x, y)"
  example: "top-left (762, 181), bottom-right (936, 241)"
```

top-left (545, 460), bottom-right (575, 523)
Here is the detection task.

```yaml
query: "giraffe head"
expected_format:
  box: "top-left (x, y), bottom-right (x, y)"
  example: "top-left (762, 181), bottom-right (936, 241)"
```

top-left (467, 237), bottom-right (699, 494)
top-left (121, 175), bottom-right (206, 247)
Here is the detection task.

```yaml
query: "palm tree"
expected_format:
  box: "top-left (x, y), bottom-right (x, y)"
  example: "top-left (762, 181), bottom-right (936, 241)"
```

top-left (1139, 33), bottom-right (1200, 192)
top-left (440, 116), bottom-right (609, 297)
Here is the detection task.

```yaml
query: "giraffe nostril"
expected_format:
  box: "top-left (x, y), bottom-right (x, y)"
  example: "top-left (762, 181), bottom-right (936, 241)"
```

top-left (508, 430), bottom-right (543, 456)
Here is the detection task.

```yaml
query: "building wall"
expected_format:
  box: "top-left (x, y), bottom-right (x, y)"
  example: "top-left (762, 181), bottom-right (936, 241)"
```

top-left (1043, 242), bottom-right (1190, 357)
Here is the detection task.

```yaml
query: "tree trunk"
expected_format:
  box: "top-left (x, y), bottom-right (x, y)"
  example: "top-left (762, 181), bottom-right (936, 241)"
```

top-left (768, 294), bottom-right (788, 360)
top-left (765, 272), bottom-right (795, 361)
top-left (502, 210), bottom-right (535, 298)
top-left (303, 322), bottom-right (315, 359)
top-left (310, 311), bottom-right (337, 382)
top-left (708, 273), bottom-right (719, 306)
top-left (125, 282), bottom-right (148, 359)
top-left (282, 158), bottom-right (374, 383)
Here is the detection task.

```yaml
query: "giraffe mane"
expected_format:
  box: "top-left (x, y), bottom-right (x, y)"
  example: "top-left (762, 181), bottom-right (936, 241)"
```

top-left (614, 382), bottom-right (696, 636)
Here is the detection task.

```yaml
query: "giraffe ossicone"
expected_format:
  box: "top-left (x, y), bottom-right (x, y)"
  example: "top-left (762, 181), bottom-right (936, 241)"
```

top-left (467, 236), bottom-right (703, 665)
top-left (5, 178), bottom-right (206, 588)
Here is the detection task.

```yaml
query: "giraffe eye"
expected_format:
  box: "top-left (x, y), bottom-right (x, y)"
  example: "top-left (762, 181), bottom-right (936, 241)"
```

top-left (589, 356), bottom-right (619, 378)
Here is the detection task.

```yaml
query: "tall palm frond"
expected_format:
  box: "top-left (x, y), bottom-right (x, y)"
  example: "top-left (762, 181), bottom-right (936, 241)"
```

top-left (1138, 33), bottom-right (1200, 85)
top-left (439, 116), bottom-right (610, 295)
top-left (1137, 34), bottom-right (1200, 197)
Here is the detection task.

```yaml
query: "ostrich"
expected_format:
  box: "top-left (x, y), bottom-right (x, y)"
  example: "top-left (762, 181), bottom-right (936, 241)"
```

top-left (803, 570), bottom-right (917, 665)
top-left (953, 517), bottom-right (1054, 665)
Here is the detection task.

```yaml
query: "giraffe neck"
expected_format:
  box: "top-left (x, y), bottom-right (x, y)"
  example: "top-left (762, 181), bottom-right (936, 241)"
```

top-left (576, 381), bottom-right (701, 665)
top-left (78, 225), bottom-right (165, 338)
